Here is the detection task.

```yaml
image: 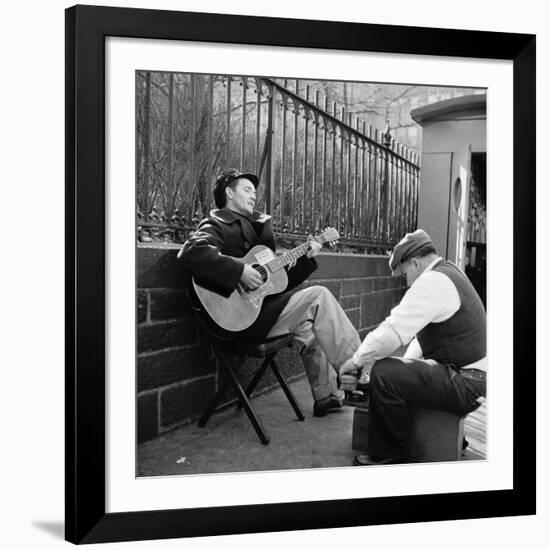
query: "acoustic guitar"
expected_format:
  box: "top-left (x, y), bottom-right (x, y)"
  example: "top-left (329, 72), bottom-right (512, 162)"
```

top-left (191, 227), bottom-right (339, 332)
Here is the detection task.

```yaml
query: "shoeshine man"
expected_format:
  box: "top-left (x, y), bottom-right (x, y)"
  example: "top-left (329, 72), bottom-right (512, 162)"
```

top-left (339, 229), bottom-right (487, 466)
top-left (179, 169), bottom-right (361, 417)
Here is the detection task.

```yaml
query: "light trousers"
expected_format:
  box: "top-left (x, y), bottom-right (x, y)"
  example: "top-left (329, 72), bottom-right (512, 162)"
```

top-left (267, 285), bottom-right (361, 401)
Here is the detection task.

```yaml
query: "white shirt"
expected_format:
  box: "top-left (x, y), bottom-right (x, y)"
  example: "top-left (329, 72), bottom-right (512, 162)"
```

top-left (352, 257), bottom-right (486, 372)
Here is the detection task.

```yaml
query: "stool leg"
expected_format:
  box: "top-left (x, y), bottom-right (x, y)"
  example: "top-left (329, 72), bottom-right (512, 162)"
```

top-left (209, 350), bottom-right (269, 445)
top-left (236, 356), bottom-right (271, 411)
top-left (221, 354), bottom-right (270, 445)
top-left (199, 349), bottom-right (270, 445)
top-left (270, 359), bottom-right (305, 421)
top-left (198, 378), bottom-right (231, 428)
top-left (244, 356), bottom-right (272, 398)
top-left (198, 342), bottom-right (239, 427)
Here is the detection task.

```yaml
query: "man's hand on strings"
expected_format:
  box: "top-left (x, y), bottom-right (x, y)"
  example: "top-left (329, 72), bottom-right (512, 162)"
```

top-left (240, 264), bottom-right (263, 290)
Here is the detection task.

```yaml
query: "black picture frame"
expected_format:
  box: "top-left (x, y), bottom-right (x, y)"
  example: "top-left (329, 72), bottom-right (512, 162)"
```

top-left (65, 4), bottom-right (536, 544)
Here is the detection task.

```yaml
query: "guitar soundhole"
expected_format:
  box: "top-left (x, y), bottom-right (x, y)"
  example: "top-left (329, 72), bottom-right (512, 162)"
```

top-left (252, 264), bottom-right (268, 284)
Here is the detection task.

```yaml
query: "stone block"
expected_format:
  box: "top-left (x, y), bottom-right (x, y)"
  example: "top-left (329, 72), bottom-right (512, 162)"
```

top-left (361, 292), bottom-right (386, 327)
top-left (160, 377), bottom-right (216, 428)
top-left (309, 253), bottom-right (391, 279)
top-left (382, 291), bottom-right (396, 316)
top-left (389, 276), bottom-right (406, 289)
top-left (137, 244), bottom-right (183, 289)
top-left (137, 291), bottom-right (148, 324)
top-left (149, 289), bottom-right (193, 321)
top-left (362, 278), bottom-right (374, 293)
top-left (345, 308), bottom-right (360, 330)
top-left (138, 318), bottom-right (197, 353)
top-left (392, 288), bottom-right (407, 306)
top-left (318, 280), bottom-right (341, 300)
top-left (341, 295), bottom-right (360, 310)
top-left (330, 281), bottom-right (342, 301)
top-left (373, 277), bottom-right (389, 291)
top-left (138, 345), bottom-right (216, 392)
top-left (297, 279), bottom-right (341, 301)
top-left (137, 391), bottom-right (159, 443)
top-left (341, 279), bottom-right (363, 297)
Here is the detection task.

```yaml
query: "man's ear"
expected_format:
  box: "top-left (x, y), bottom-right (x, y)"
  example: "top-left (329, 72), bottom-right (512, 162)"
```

top-left (225, 187), bottom-right (233, 202)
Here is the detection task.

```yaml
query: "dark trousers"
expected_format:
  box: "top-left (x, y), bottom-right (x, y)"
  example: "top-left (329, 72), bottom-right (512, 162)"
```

top-left (367, 357), bottom-right (486, 459)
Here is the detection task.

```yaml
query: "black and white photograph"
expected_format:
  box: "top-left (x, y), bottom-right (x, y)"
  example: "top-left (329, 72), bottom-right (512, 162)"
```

top-left (63, 5), bottom-right (535, 543)
top-left (136, 71), bottom-right (488, 476)
top-left (1, 1), bottom-right (539, 548)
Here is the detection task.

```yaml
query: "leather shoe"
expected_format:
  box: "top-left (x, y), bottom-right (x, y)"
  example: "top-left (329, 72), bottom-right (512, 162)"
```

top-left (313, 395), bottom-right (344, 417)
top-left (346, 390), bottom-right (367, 403)
top-left (338, 372), bottom-right (360, 391)
top-left (353, 454), bottom-right (406, 466)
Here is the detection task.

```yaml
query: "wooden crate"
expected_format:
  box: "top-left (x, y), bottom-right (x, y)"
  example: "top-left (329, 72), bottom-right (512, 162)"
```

top-left (352, 406), bottom-right (464, 462)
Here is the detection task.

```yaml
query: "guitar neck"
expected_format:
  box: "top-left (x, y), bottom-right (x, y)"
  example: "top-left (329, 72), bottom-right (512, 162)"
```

top-left (267, 236), bottom-right (325, 273)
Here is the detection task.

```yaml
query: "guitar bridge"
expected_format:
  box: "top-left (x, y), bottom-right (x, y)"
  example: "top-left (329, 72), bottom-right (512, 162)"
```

top-left (235, 283), bottom-right (264, 309)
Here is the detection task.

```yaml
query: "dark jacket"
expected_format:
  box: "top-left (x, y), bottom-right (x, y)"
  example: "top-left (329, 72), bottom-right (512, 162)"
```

top-left (178, 208), bottom-right (317, 340)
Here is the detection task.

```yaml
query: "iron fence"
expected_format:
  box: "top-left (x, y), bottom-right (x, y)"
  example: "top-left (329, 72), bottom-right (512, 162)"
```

top-left (136, 72), bottom-right (420, 251)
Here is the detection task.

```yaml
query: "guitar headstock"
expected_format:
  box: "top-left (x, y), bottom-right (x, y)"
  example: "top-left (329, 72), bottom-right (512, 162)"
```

top-left (317, 227), bottom-right (339, 247)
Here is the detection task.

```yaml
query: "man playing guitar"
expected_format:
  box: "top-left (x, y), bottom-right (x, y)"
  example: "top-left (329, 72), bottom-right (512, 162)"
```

top-left (178, 169), bottom-right (361, 417)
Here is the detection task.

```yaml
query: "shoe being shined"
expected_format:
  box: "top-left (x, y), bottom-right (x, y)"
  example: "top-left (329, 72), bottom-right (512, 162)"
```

top-left (338, 372), bottom-right (360, 392)
top-left (313, 394), bottom-right (344, 417)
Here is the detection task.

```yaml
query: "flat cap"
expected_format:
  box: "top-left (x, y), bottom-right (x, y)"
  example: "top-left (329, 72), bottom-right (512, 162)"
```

top-left (389, 229), bottom-right (432, 275)
top-left (213, 169), bottom-right (259, 208)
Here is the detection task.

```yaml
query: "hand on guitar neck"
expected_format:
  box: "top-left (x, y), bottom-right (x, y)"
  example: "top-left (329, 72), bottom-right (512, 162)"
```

top-left (306, 239), bottom-right (322, 258)
top-left (240, 236), bottom-right (322, 289)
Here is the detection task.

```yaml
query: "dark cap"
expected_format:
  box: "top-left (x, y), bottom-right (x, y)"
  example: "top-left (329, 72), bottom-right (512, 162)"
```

top-left (213, 169), bottom-right (259, 208)
top-left (389, 229), bottom-right (432, 276)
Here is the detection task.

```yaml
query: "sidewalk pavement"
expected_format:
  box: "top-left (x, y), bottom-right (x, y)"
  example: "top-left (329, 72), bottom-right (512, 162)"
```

top-left (138, 376), bottom-right (486, 477)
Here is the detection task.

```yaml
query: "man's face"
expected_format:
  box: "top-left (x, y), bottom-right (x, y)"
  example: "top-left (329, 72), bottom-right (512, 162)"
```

top-left (226, 177), bottom-right (256, 216)
top-left (400, 258), bottom-right (422, 287)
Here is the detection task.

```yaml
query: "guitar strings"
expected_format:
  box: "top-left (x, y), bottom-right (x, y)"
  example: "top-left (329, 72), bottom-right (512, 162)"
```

top-left (254, 265), bottom-right (268, 282)
top-left (262, 231), bottom-right (335, 274)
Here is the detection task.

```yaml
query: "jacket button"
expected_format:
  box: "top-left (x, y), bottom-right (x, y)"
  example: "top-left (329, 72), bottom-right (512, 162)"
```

top-left (244, 242), bottom-right (250, 249)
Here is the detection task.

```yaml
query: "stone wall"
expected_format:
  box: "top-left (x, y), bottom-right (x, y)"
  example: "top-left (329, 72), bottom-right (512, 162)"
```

top-left (137, 244), bottom-right (407, 443)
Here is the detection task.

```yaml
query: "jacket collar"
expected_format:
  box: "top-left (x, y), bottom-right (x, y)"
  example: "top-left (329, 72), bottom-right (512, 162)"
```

top-left (210, 208), bottom-right (271, 225)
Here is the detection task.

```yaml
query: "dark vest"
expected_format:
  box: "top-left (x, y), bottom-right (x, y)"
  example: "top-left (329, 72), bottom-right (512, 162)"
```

top-left (416, 260), bottom-right (486, 368)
